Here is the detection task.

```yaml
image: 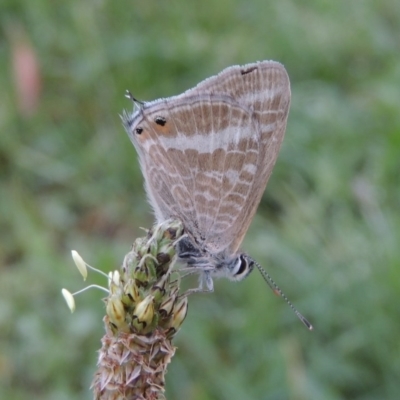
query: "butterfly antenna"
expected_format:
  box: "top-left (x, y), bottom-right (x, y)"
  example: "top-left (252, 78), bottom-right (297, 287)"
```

top-left (125, 90), bottom-right (144, 108)
top-left (254, 261), bottom-right (313, 330)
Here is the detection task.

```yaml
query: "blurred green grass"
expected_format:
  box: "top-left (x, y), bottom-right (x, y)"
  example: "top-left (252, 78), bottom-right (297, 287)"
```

top-left (1, 0), bottom-right (399, 399)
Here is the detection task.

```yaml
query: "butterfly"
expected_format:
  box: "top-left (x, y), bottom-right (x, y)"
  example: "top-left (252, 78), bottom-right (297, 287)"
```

top-left (122, 61), bottom-right (312, 329)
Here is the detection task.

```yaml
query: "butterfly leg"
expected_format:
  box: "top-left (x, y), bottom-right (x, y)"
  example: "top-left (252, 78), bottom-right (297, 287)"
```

top-left (180, 271), bottom-right (214, 297)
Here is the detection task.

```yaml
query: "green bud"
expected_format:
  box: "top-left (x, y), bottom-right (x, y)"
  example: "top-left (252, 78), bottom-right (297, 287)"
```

top-left (124, 278), bottom-right (141, 304)
top-left (167, 296), bottom-right (188, 335)
top-left (106, 295), bottom-right (127, 330)
top-left (122, 251), bottom-right (139, 277)
top-left (159, 292), bottom-right (177, 318)
top-left (151, 273), bottom-right (170, 302)
top-left (132, 295), bottom-right (154, 331)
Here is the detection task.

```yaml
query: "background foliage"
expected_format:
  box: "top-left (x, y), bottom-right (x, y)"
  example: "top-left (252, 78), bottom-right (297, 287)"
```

top-left (1, 1), bottom-right (399, 399)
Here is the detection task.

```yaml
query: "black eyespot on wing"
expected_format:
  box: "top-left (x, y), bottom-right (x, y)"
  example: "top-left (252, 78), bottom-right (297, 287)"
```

top-left (135, 127), bottom-right (143, 135)
top-left (241, 66), bottom-right (257, 75)
top-left (155, 116), bottom-right (166, 126)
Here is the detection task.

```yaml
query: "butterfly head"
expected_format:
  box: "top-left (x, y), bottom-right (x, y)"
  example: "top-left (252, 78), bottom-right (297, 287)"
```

top-left (220, 253), bottom-right (255, 282)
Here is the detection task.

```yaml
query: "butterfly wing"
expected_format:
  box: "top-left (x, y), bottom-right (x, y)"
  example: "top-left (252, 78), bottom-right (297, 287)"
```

top-left (184, 61), bottom-right (291, 253)
top-left (124, 61), bottom-right (290, 254)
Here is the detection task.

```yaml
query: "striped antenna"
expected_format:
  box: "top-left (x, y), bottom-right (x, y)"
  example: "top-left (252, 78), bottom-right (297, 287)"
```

top-left (254, 261), bottom-right (313, 330)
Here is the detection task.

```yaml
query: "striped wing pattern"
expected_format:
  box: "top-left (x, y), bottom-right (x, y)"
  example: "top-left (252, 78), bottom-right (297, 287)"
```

top-left (124, 61), bottom-right (290, 255)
